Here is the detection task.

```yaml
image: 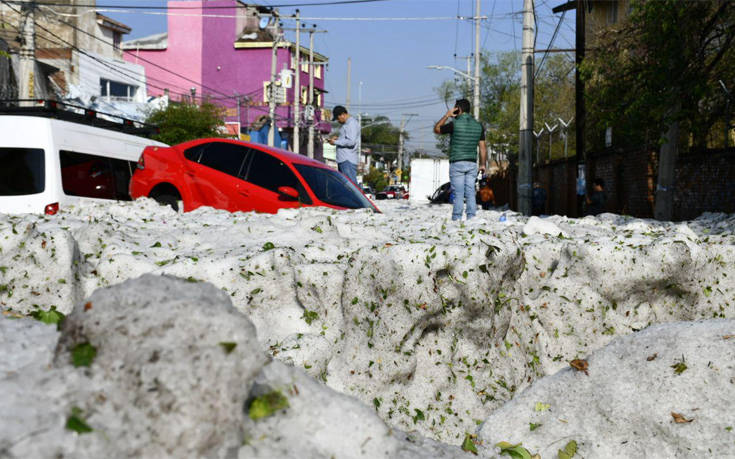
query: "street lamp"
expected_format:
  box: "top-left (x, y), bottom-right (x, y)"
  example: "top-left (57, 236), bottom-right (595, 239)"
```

top-left (427, 65), bottom-right (480, 119)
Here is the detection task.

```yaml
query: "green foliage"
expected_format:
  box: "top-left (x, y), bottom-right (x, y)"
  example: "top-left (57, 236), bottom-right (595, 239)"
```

top-left (529, 422), bottom-right (542, 431)
top-left (219, 342), bottom-right (237, 354)
top-left (558, 440), bottom-right (577, 459)
top-left (671, 356), bottom-right (688, 375)
top-left (302, 309), bottom-right (318, 325)
top-left (262, 242), bottom-right (275, 251)
top-left (534, 402), bottom-right (550, 412)
top-left (248, 390), bottom-right (289, 420)
top-left (581, 0), bottom-right (735, 150)
top-left (361, 115), bottom-right (402, 165)
top-left (71, 342), bottom-right (97, 367)
top-left (462, 433), bottom-right (478, 454)
top-left (362, 166), bottom-right (388, 192)
top-left (412, 408), bottom-right (425, 423)
top-left (496, 441), bottom-right (533, 459)
top-left (362, 115), bottom-right (402, 148)
top-left (30, 306), bottom-right (65, 327)
top-left (66, 407), bottom-right (93, 434)
top-left (146, 101), bottom-right (226, 145)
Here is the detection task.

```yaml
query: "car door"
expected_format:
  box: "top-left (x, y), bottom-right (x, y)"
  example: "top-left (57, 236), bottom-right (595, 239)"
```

top-left (238, 148), bottom-right (311, 213)
top-left (182, 142), bottom-right (251, 212)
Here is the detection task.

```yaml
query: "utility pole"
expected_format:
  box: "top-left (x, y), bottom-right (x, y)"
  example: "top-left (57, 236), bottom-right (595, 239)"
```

top-left (398, 113), bottom-right (418, 175)
top-left (518, 0), bottom-right (535, 216)
top-left (358, 81), bottom-right (363, 165)
top-left (235, 92), bottom-right (241, 138)
top-left (293, 10), bottom-right (301, 154)
top-left (19, 1), bottom-right (36, 105)
top-left (307, 26), bottom-right (316, 158)
top-left (268, 28), bottom-right (281, 147)
top-left (346, 57), bottom-right (351, 112)
top-left (305, 26), bottom-right (326, 159)
top-left (473, 0), bottom-right (481, 120)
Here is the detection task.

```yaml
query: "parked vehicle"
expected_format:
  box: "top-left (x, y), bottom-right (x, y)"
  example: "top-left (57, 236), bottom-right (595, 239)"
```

top-left (361, 185), bottom-right (375, 200)
top-left (129, 138), bottom-right (379, 214)
top-left (0, 100), bottom-right (165, 215)
top-left (428, 182), bottom-right (452, 204)
top-left (375, 184), bottom-right (408, 200)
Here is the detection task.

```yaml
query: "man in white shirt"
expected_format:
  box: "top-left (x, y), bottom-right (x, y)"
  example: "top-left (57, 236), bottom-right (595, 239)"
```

top-left (328, 105), bottom-right (359, 184)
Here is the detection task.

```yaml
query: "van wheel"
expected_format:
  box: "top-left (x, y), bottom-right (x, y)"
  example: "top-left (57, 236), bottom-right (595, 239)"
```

top-left (152, 194), bottom-right (179, 212)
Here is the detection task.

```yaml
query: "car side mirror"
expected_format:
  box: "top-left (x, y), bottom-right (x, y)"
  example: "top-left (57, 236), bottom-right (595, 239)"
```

top-left (277, 186), bottom-right (299, 201)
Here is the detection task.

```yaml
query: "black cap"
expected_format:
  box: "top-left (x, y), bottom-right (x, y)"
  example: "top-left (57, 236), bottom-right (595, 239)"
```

top-left (332, 105), bottom-right (347, 121)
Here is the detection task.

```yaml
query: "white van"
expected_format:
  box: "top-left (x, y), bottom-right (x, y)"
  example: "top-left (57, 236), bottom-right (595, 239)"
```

top-left (0, 105), bottom-right (166, 214)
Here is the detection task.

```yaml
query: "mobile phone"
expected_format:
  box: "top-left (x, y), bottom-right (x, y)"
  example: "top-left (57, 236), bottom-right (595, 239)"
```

top-left (452, 108), bottom-right (459, 116)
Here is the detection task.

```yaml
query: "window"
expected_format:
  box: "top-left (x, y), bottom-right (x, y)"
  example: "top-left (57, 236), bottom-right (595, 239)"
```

top-left (315, 63), bottom-right (322, 79)
top-left (100, 78), bottom-right (137, 101)
top-left (301, 86), bottom-right (308, 105)
top-left (0, 148), bottom-right (45, 195)
top-left (113, 32), bottom-right (121, 50)
top-left (60, 150), bottom-right (134, 200)
top-left (243, 150), bottom-right (311, 203)
top-left (187, 142), bottom-right (250, 178)
top-left (294, 164), bottom-right (373, 209)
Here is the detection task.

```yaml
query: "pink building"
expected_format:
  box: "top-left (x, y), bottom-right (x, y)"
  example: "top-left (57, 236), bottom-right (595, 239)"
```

top-left (122, 1), bottom-right (330, 156)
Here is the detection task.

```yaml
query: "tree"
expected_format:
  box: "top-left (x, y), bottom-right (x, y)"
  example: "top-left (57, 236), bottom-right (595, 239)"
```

top-left (146, 101), bottom-right (226, 145)
top-left (580, 0), bottom-right (735, 219)
top-left (362, 166), bottom-right (388, 192)
top-left (361, 115), bottom-right (403, 165)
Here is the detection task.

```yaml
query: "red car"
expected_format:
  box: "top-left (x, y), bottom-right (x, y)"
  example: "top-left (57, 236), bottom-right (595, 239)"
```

top-left (130, 138), bottom-right (379, 214)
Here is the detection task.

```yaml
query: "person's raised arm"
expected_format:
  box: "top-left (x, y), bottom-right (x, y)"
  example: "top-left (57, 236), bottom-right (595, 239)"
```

top-left (434, 107), bottom-right (457, 134)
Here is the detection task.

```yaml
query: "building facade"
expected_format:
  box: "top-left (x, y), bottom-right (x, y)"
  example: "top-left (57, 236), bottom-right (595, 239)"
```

top-left (0, 2), bottom-right (147, 110)
top-left (122, 0), bottom-right (331, 155)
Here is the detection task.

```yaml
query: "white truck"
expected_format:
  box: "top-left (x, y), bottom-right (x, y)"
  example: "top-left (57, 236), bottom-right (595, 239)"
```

top-left (408, 158), bottom-right (450, 203)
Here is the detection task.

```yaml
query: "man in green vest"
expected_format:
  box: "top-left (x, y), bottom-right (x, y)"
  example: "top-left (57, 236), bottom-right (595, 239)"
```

top-left (434, 99), bottom-right (487, 220)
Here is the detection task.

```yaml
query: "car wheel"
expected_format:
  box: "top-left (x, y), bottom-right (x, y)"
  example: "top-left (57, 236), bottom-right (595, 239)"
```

top-left (152, 194), bottom-right (179, 212)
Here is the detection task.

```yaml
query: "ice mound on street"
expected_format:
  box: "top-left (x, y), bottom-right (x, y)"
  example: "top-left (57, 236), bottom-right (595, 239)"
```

top-left (0, 275), bottom-right (464, 458)
top-left (240, 360), bottom-right (463, 459)
top-left (1, 199), bottom-right (734, 453)
top-left (477, 319), bottom-right (735, 458)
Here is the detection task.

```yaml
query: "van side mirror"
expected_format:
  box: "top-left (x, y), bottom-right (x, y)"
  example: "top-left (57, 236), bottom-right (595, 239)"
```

top-left (277, 186), bottom-right (299, 200)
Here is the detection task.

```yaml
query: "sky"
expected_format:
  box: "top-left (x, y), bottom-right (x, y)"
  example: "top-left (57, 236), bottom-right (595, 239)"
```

top-left (107, 0), bottom-right (576, 155)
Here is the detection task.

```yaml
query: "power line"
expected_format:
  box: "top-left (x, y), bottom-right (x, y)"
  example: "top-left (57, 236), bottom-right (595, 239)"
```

top-left (535, 9), bottom-right (566, 78)
top-left (92, 10), bottom-right (458, 21)
top-left (1, 0), bottom-right (391, 9)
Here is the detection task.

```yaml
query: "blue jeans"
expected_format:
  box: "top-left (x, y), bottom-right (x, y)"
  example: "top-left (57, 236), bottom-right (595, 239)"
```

top-left (449, 161), bottom-right (478, 220)
top-left (338, 161), bottom-right (358, 185)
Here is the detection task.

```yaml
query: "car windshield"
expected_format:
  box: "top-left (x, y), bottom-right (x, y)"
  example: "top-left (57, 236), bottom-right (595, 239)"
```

top-left (0, 148), bottom-right (45, 196)
top-left (294, 164), bottom-right (375, 210)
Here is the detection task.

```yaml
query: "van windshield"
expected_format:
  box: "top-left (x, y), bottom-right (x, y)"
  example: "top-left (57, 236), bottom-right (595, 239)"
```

top-left (0, 148), bottom-right (45, 196)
